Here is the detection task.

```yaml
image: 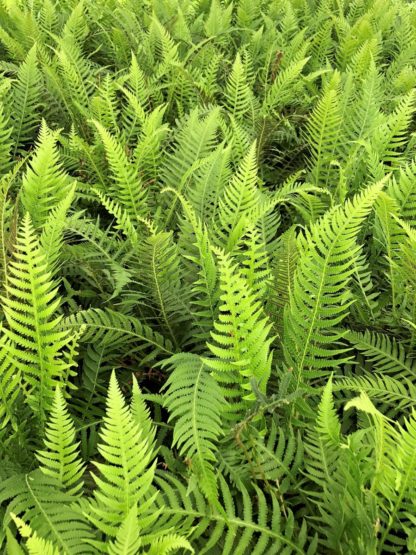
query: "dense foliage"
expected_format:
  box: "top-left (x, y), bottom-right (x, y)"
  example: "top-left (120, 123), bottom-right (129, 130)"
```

top-left (0, 0), bottom-right (416, 552)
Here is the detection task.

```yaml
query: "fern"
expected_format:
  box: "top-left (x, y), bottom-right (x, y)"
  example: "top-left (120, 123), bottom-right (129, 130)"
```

top-left (155, 473), bottom-right (313, 554)
top-left (345, 330), bottom-right (416, 378)
top-left (223, 52), bottom-right (255, 123)
top-left (1, 214), bottom-right (78, 423)
top-left (283, 181), bottom-right (384, 389)
top-left (64, 308), bottom-right (175, 362)
top-left (9, 44), bottom-right (43, 154)
top-left (93, 120), bottom-right (149, 222)
top-left (0, 471), bottom-right (95, 553)
top-left (87, 372), bottom-right (157, 537)
top-left (35, 387), bottom-right (84, 496)
top-left (216, 142), bottom-right (261, 251)
top-left (205, 250), bottom-right (274, 417)
top-left (162, 353), bottom-right (224, 506)
top-left (106, 505), bottom-right (141, 554)
top-left (305, 72), bottom-right (343, 189)
top-left (0, 1), bottom-right (416, 552)
top-left (21, 121), bottom-right (73, 229)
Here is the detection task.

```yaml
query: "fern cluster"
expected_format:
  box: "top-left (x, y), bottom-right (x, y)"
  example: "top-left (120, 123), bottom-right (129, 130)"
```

top-left (0, 0), bottom-right (416, 552)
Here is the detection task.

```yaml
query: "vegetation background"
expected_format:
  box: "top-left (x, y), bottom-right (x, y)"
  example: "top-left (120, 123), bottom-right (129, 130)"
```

top-left (0, 0), bottom-right (416, 553)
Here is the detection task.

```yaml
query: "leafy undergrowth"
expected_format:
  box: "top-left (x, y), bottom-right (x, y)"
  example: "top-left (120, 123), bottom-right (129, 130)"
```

top-left (0, 0), bottom-right (416, 553)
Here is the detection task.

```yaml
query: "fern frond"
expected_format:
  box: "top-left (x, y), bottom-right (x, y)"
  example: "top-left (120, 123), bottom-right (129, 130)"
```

top-left (335, 374), bottom-right (416, 415)
top-left (0, 333), bottom-right (20, 433)
top-left (139, 231), bottom-right (190, 347)
top-left (162, 353), bottom-right (224, 506)
top-left (0, 470), bottom-right (95, 553)
top-left (223, 52), bottom-right (255, 123)
top-left (87, 372), bottom-right (157, 537)
top-left (262, 57), bottom-right (309, 115)
top-left (107, 505), bottom-right (141, 555)
top-left (63, 308), bottom-right (175, 363)
top-left (21, 121), bottom-right (73, 229)
top-left (155, 473), bottom-right (310, 554)
top-left (205, 250), bottom-right (274, 418)
top-left (305, 72), bottom-right (342, 189)
top-left (11, 514), bottom-right (61, 555)
top-left (146, 534), bottom-right (194, 555)
top-left (1, 214), bottom-right (78, 423)
top-left (10, 44), bottom-right (43, 154)
top-left (162, 107), bottom-right (221, 227)
top-left (35, 387), bottom-right (84, 495)
top-left (0, 99), bottom-right (12, 176)
top-left (345, 330), bottom-right (416, 378)
top-left (216, 142), bottom-right (261, 252)
top-left (387, 158), bottom-right (416, 226)
top-left (92, 120), bottom-right (148, 222)
top-left (40, 185), bottom-right (75, 276)
top-left (283, 181), bottom-right (384, 388)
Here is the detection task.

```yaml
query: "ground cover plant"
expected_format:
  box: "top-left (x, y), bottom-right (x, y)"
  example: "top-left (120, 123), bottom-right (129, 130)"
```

top-left (0, 0), bottom-right (416, 552)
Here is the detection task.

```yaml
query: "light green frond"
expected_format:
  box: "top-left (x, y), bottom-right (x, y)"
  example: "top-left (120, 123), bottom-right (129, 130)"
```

top-left (35, 387), bottom-right (84, 495)
top-left (131, 376), bottom-right (157, 455)
top-left (223, 52), bottom-right (256, 123)
top-left (40, 184), bottom-right (75, 276)
top-left (146, 534), bottom-right (194, 555)
top-left (88, 372), bottom-right (158, 537)
top-left (305, 72), bottom-right (342, 189)
top-left (21, 121), bottom-right (73, 229)
top-left (387, 158), bottom-right (416, 226)
top-left (0, 333), bottom-right (20, 432)
top-left (107, 505), bottom-right (141, 555)
top-left (92, 189), bottom-right (139, 246)
top-left (11, 515), bottom-right (60, 555)
top-left (1, 214), bottom-right (77, 423)
top-left (205, 250), bottom-right (274, 417)
top-left (216, 142), bottom-right (261, 251)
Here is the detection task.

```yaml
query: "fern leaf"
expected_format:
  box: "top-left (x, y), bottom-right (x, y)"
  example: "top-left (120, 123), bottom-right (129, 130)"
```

top-left (63, 308), bottom-right (175, 363)
top-left (1, 214), bottom-right (78, 423)
top-left (162, 353), bottom-right (224, 506)
top-left (162, 107), bottom-right (221, 227)
top-left (205, 250), bottom-right (274, 418)
top-left (10, 45), bottom-right (43, 154)
top-left (345, 330), bottom-right (416, 378)
top-left (11, 514), bottom-right (60, 555)
top-left (93, 120), bottom-right (149, 222)
top-left (155, 473), bottom-right (308, 554)
top-left (40, 185), bottom-right (75, 276)
top-left (283, 181), bottom-right (384, 388)
top-left (107, 505), bottom-right (141, 555)
top-left (35, 387), bottom-right (84, 496)
top-left (21, 121), bottom-right (73, 229)
top-left (87, 372), bottom-right (158, 536)
top-left (0, 471), bottom-right (95, 553)
top-left (216, 142), bottom-right (261, 251)
top-left (223, 52), bottom-right (255, 123)
top-left (305, 72), bottom-right (342, 189)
